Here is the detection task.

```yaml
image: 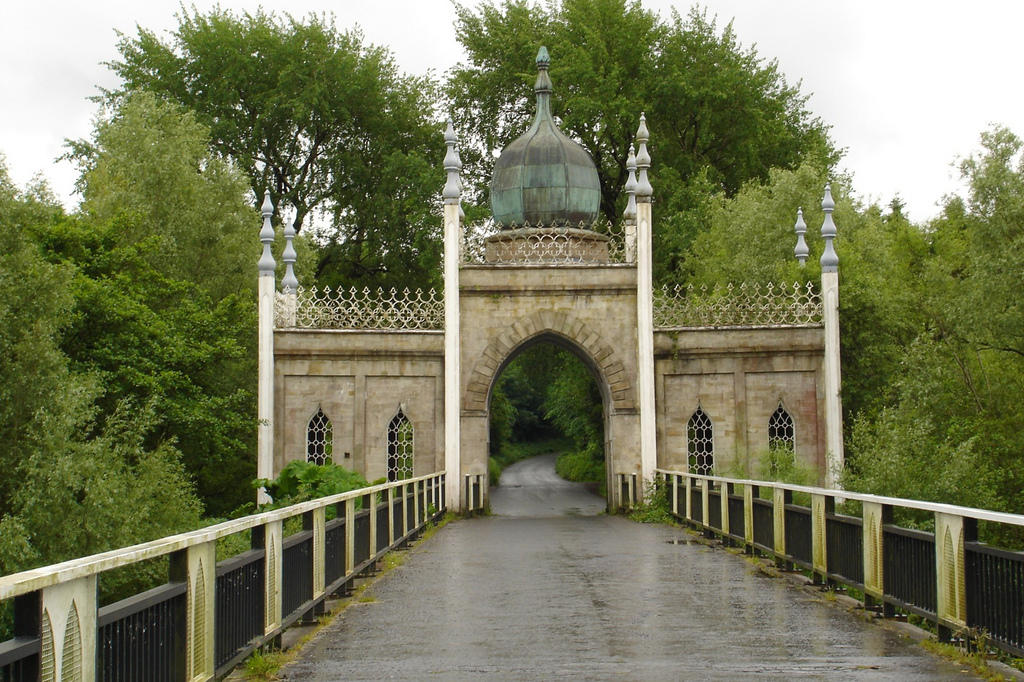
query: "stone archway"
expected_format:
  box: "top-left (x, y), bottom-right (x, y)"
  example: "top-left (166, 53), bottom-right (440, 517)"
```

top-left (464, 311), bottom-right (635, 414)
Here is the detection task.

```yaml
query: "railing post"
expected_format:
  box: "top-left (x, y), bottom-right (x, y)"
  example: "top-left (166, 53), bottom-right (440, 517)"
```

top-left (721, 482), bottom-right (732, 541)
top-left (700, 478), bottom-right (710, 534)
top-left (862, 501), bottom-right (890, 611)
top-left (402, 483), bottom-right (411, 539)
top-left (671, 474), bottom-right (680, 516)
top-left (312, 507), bottom-right (326, 608)
top-left (39, 575), bottom-right (96, 681)
top-left (171, 540), bottom-right (215, 681)
top-left (367, 491), bottom-right (378, 561)
top-left (345, 499), bottom-right (356, 577)
top-left (773, 487), bottom-right (788, 567)
top-left (811, 494), bottom-right (831, 584)
top-left (935, 512), bottom-right (974, 640)
top-left (387, 487), bottom-right (396, 546)
top-left (263, 519), bottom-right (283, 637)
top-left (744, 485), bottom-right (756, 553)
top-left (414, 480), bottom-right (422, 529)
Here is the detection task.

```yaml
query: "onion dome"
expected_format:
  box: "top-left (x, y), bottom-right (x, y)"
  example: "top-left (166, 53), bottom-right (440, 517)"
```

top-left (490, 47), bottom-right (601, 228)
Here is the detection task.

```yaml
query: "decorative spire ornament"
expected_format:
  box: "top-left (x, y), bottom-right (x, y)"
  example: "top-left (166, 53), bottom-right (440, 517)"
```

top-left (624, 144), bottom-right (638, 222)
top-left (281, 214), bottom-right (299, 292)
top-left (819, 184), bottom-right (839, 272)
top-left (258, 190), bottom-right (276, 276)
top-left (635, 113), bottom-right (652, 202)
top-left (794, 207), bottom-right (809, 266)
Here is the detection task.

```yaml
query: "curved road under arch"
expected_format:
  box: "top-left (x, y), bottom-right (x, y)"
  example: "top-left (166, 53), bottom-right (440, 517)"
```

top-left (282, 455), bottom-right (976, 680)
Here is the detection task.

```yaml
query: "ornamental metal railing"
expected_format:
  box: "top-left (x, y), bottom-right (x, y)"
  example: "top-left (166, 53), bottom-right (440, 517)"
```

top-left (653, 282), bottom-right (822, 329)
top-left (461, 220), bottom-right (633, 265)
top-left (0, 472), bottom-right (446, 682)
top-left (276, 287), bottom-right (444, 331)
top-left (657, 468), bottom-right (1024, 657)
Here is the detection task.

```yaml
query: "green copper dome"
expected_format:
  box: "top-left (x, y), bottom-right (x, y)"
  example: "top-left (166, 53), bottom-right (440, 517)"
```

top-left (490, 47), bottom-right (601, 228)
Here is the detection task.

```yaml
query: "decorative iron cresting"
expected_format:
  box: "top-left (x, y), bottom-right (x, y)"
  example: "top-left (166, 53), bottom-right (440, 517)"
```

top-left (654, 281), bottom-right (822, 329)
top-left (277, 287), bottom-right (444, 331)
top-left (461, 220), bottom-right (632, 265)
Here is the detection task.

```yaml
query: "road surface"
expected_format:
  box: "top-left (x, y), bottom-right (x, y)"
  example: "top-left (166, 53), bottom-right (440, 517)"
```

top-left (281, 455), bottom-right (977, 680)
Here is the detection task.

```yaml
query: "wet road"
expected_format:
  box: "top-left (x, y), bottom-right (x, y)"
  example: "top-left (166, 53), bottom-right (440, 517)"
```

top-left (282, 455), bottom-right (977, 680)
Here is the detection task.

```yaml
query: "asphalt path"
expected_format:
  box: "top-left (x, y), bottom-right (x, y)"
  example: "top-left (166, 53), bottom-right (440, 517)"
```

top-left (282, 454), bottom-right (978, 680)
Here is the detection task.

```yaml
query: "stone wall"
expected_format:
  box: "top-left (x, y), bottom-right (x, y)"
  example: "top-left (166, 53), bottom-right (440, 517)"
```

top-left (655, 327), bottom-right (826, 481)
top-left (273, 330), bottom-right (444, 481)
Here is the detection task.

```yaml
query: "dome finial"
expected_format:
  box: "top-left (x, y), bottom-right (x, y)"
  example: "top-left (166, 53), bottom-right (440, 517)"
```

top-left (489, 47), bottom-right (601, 228)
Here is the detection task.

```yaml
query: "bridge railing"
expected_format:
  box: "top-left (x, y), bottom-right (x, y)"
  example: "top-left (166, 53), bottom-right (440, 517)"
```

top-left (658, 469), bottom-right (1024, 658)
top-left (0, 472), bottom-right (446, 682)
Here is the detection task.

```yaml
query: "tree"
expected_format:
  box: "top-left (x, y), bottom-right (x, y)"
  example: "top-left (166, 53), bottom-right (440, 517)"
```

top-left (53, 95), bottom-right (262, 516)
top-left (0, 161), bottom-right (203, 581)
top-left (109, 8), bottom-right (443, 290)
top-left (449, 0), bottom-right (832, 235)
top-left (68, 92), bottom-right (258, 300)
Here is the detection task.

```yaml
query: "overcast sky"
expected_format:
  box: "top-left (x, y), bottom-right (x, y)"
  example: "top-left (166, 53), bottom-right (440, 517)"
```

top-left (2, 1), bottom-right (1021, 223)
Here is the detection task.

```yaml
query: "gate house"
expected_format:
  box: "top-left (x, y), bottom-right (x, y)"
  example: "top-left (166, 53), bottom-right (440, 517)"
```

top-left (256, 49), bottom-right (843, 511)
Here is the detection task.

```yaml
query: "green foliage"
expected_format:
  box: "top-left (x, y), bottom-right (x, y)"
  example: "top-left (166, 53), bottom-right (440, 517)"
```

top-left (555, 446), bottom-right (605, 484)
top-left (450, 0), bottom-right (832, 282)
top-left (628, 477), bottom-right (673, 524)
top-left (758, 446), bottom-right (816, 487)
top-left (110, 8), bottom-right (442, 290)
top-left (256, 459), bottom-right (370, 507)
top-left (842, 127), bottom-right (1024, 529)
top-left (46, 94), bottom-right (262, 516)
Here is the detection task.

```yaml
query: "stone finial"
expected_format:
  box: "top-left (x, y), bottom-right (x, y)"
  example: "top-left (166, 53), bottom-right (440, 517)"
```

top-left (820, 184), bottom-right (839, 272)
top-left (635, 113), bottom-right (653, 202)
top-left (442, 119), bottom-right (462, 206)
top-left (281, 213), bottom-right (299, 292)
top-left (258, 190), bottom-right (276, 276)
top-left (794, 207), bottom-right (809, 266)
top-left (623, 144), bottom-right (638, 222)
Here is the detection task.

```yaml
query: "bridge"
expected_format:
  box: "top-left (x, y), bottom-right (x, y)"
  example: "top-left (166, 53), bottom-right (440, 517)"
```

top-left (2, 460), bottom-right (1023, 680)
top-left (3, 47), bottom-right (1023, 681)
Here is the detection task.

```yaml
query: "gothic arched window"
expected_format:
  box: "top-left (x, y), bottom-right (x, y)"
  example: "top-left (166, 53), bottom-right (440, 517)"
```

top-left (306, 406), bottom-right (333, 466)
top-left (387, 409), bottom-right (414, 481)
top-left (768, 403), bottom-right (795, 454)
top-left (687, 406), bottom-right (714, 475)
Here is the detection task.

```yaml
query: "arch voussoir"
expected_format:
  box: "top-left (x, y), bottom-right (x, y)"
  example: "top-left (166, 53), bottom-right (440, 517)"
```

top-left (464, 313), bottom-right (635, 413)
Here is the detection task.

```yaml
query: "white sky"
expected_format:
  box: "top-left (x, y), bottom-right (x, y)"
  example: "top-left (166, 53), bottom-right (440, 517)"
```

top-left (2, 0), bottom-right (1021, 223)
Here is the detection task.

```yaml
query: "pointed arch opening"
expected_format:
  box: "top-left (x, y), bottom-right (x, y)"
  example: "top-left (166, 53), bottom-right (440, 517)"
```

top-left (486, 332), bottom-right (610, 513)
top-left (765, 401), bottom-right (796, 478)
top-left (306, 405), bottom-right (333, 466)
top-left (387, 408), bottom-right (414, 482)
top-left (687, 406), bottom-right (714, 475)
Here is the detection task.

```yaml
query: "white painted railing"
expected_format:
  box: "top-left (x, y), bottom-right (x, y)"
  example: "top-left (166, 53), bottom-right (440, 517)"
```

top-left (658, 468), bottom-right (1024, 656)
top-left (0, 472), bottom-right (446, 681)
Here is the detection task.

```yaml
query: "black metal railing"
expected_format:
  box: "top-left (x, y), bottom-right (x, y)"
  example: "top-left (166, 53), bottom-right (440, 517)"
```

top-left (97, 582), bottom-right (186, 682)
top-left (707, 488), bottom-right (722, 531)
top-left (324, 518), bottom-right (347, 590)
top-left (826, 514), bottom-right (863, 587)
top-left (784, 505), bottom-right (813, 567)
top-left (660, 467), bottom-right (1024, 660)
top-left (689, 482), bottom-right (702, 523)
top-left (0, 471), bottom-right (447, 682)
top-left (281, 531), bottom-right (313, 621)
top-left (215, 549), bottom-right (265, 672)
top-left (966, 542), bottom-right (1024, 656)
top-left (752, 498), bottom-right (774, 551)
top-left (0, 638), bottom-right (39, 682)
top-left (883, 526), bottom-right (936, 617)
top-left (727, 493), bottom-right (744, 541)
